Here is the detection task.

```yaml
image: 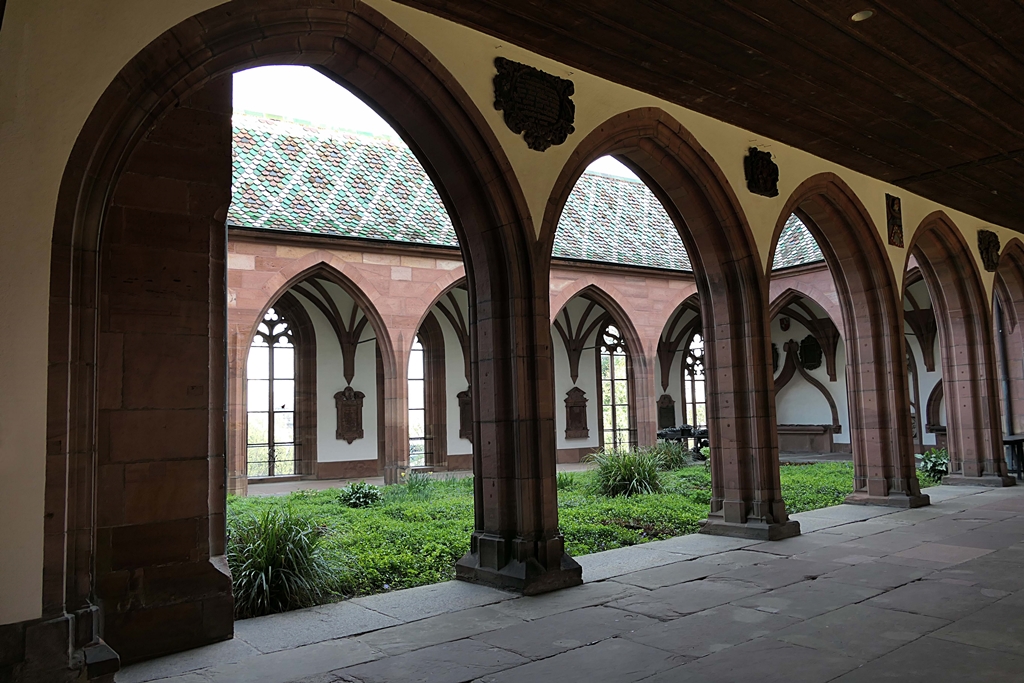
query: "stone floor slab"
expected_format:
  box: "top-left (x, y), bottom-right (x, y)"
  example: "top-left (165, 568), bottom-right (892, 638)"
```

top-left (732, 579), bottom-right (881, 620)
top-left (116, 639), bottom-right (261, 683)
top-left (491, 580), bottom-right (642, 621)
top-left (610, 553), bottom-right (773, 590)
top-left (473, 637), bottom-right (686, 683)
top-left (746, 531), bottom-right (858, 555)
top-left (830, 635), bottom-right (1024, 683)
top-left (930, 600), bottom-right (1024, 657)
top-left (925, 555), bottom-right (1024, 591)
top-left (192, 637), bottom-right (380, 683)
top-left (639, 637), bottom-right (863, 683)
top-left (774, 603), bottom-right (949, 659)
top-left (713, 557), bottom-right (842, 590)
top-left (233, 602), bottom-right (399, 653)
top-left (608, 578), bottom-right (763, 619)
top-left (354, 605), bottom-right (525, 657)
top-left (332, 639), bottom-right (526, 683)
top-left (576, 544), bottom-right (693, 582)
top-left (891, 542), bottom-right (994, 565)
top-left (349, 581), bottom-right (514, 622)
top-left (472, 605), bottom-right (654, 659)
top-left (864, 578), bottom-right (1008, 620)
top-left (821, 559), bottom-right (933, 590)
top-left (621, 604), bottom-right (799, 658)
top-left (641, 533), bottom-right (758, 555)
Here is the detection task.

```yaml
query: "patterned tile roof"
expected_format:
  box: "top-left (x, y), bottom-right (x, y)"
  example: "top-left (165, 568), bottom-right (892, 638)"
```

top-left (772, 213), bottom-right (824, 270)
top-left (228, 115), bottom-right (823, 272)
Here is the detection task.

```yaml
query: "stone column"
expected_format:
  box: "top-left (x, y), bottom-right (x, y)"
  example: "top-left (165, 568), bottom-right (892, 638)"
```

top-left (93, 77), bottom-right (234, 663)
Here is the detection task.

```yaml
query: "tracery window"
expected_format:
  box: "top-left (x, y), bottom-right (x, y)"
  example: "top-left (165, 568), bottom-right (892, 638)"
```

top-left (247, 307), bottom-right (296, 477)
top-left (599, 324), bottom-right (632, 451)
top-left (683, 332), bottom-right (706, 427)
top-left (409, 336), bottom-right (426, 467)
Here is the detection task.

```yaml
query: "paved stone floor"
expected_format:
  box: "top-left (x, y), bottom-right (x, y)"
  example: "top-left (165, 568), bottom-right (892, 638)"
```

top-left (119, 484), bottom-right (1024, 683)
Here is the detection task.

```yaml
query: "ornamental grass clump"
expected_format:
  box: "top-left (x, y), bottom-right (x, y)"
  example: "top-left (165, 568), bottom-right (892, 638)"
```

top-left (227, 507), bottom-right (332, 619)
top-left (587, 449), bottom-right (663, 497)
top-left (648, 442), bottom-right (691, 470)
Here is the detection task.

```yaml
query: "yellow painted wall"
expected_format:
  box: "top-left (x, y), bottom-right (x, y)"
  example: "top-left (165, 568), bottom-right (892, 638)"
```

top-left (0, 0), bottom-right (1014, 624)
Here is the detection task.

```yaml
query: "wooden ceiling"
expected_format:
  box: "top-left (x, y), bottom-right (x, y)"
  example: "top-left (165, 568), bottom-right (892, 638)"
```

top-left (393, 0), bottom-right (1024, 232)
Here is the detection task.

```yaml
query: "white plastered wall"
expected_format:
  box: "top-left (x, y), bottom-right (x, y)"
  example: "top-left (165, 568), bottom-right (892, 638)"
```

top-left (771, 316), bottom-right (852, 443)
top-left (433, 291), bottom-right (472, 456)
top-left (0, 0), bottom-right (1016, 623)
top-left (297, 282), bottom-right (379, 462)
top-left (553, 297), bottom-right (603, 451)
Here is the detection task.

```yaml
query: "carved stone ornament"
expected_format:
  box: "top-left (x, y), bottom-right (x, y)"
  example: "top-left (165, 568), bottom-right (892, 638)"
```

top-left (334, 386), bottom-right (365, 444)
top-left (457, 388), bottom-right (473, 443)
top-left (978, 229), bottom-right (1001, 272)
top-left (564, 386), bottom-right (589, 439)
top-left (772, 342), bottom-right (780, 374)
top-left (780, 317), bottom-right (790, 332)
top-left (657, 394), bottom-right (676, 430)
top-left (885, 193), bottom-right (904, 248)
top-left (743, 147), bottom-right (779, 197)
top-left (493, 57), bottom-right (575, 152)
top-left (799, 335), bottom-right (823, 371)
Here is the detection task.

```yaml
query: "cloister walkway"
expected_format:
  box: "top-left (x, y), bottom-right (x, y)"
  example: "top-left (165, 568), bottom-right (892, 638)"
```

top-left (120, 484), bottom-right (1024, 683)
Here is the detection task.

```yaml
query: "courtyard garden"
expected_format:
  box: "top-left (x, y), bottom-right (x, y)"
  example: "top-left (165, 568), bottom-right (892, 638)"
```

top-left (226, 449), bottom-right (942, 618)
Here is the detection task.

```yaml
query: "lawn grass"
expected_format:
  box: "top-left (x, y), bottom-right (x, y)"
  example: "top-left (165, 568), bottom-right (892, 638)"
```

top-left (227, 462), bottom-right (938, 603)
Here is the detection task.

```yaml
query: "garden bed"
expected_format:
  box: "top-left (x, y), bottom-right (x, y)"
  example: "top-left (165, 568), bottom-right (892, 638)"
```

top-left (227, 461), bottom-right (938, 615)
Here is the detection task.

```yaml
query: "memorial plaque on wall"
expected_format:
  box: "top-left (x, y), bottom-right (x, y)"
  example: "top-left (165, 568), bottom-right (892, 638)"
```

top-left (886, 193), bottom-right (904, 247)
top-left (978, 229), bottom-right (1000, 272)
top-left (564, 386), bottom-right (589, 439)
top-left (457, 388), bottom-right (473, 442)
top-left (657, 394), bottom-right (676, 430)
top-left (743, 147), bottom-right (779, 197)
top-left (334, 386), bottom-right (365, 444)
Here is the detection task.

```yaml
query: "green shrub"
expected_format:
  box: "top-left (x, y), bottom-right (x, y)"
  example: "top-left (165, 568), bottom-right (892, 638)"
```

top-left (338, 481), bottom-right (382, 508)
top-left (586, 449), bottom-right (663, 497)
top-left (556, 471), bottom-right (578, 491)
top-left (699, 446), bottom-right (710, 461)
top-left (916, 447), bottom-right (949, 481)
top-left (227, 507), bottom-right (332, 619)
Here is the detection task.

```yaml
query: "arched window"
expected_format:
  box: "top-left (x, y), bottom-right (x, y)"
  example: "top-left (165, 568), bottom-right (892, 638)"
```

top-left (247, 307), bottom-right (296, 476)
top-left (409, 336), bottom-right (426, 467)
top-left (683, 332), bottom-right (706, 427)
top-left (599, 324), bottom-right (632, 451)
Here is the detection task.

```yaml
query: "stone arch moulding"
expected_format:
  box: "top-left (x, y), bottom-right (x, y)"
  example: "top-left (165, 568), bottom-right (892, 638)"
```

top-left (44, 0), bottom-right (578, 674)
top-left (771, 173), bottom-right (927, 508)
top-left (229, 259), bottom-right (397, 496)
top-left (657, 294), bottom-right (702, 393)
top-left (906, 212), bottom-right (1011, 485)
top-left (774, 339), bottom-right (841, 430)
top-left (540, 106), bottom-right (799, 541)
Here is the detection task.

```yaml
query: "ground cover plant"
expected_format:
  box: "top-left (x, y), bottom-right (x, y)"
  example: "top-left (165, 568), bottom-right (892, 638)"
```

top-left (227, 460), bottom-right (938, 615)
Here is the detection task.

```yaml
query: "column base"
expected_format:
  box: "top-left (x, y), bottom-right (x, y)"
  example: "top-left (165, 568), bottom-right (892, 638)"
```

top-left (455, 551), bottom-right (583, 596)
top-left (942, 474), bottom-right (1017, 487)
top-left (845, 491), bottom-right (931, 508)
top-left (699, 517), bottom-right (801, 541)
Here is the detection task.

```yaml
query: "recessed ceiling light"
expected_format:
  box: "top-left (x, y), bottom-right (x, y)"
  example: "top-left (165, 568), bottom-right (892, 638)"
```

top-left (851, 9), bottom-right (875, 22)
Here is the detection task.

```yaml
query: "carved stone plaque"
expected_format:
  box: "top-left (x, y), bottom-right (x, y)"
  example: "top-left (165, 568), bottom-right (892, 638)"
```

top-left (743, 147), bottom-right (779, 197)
top-left (334, 386), bottom-right (365, 444)
top-left (780, 317), bottom-right (790, 332)
top-left (493, 57), bottom-right (575, 152)
top-left (886, 193), bottom-right (904, 248)
top-left (457, 388), bottom-right (473, 442)
top-left (564, 386), bottom-right (589, 439)
top-left (979, 229), bottom-right (1001, 272)
top-left (799, 335), bottom-right (823, 371)
top-left (657, 394), bottom-right (676, 430)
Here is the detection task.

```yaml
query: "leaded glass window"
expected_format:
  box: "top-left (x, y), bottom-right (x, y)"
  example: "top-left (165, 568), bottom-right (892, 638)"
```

top-left (599, 324), bottom-right (632, 451)
top-left (683, 333), bottom-right (706, 427)
top-left (247, 307), bottom-right (296, 476)
top-left (409, 336), bottom-right (426, 467)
